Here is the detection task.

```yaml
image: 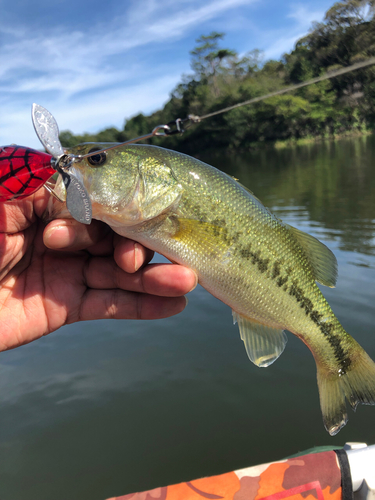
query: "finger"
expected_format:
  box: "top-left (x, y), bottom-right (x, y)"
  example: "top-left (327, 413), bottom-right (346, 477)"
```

top-left (114, 236), bottom-right (154, 273)
top-left (0, 224), bottom-right (37, 282)
top-left (84, 257), bottom-right (198, 297)
top-left (43, 219), bottom-right (112, 253)
top-left (0, 198), bottom-right (36, 233)
top-left (74, 289), bottom-right (188, 322)
top-left (0, 188), bottom-right (50, 234)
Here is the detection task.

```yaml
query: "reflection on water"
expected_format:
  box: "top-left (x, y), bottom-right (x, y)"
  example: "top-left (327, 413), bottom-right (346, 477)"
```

top-left (1, 135), bottom-right (375, 500)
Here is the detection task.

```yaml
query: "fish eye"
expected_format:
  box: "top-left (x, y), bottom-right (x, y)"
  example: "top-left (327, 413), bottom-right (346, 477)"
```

top-left (87, 148), bottom-right (107, 166)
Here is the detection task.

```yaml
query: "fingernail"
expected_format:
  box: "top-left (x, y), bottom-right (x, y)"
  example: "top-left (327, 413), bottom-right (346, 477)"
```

top-left (44, 225), bottom-right (76, 249)
top-left (134, 243), bottom-right (140, 272)
top-left (188, 272), bottom-right (198, 293)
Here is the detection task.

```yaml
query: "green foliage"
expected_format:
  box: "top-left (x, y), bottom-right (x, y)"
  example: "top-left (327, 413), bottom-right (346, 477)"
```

top-left (190, 32), bottom-right (237, 78)
top-left (60, 0), bottom-right (375, 152)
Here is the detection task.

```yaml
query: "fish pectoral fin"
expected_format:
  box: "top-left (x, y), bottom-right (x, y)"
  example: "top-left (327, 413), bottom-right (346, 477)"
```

top-left (286, 224), bottom-right (338, 288)
top-left (232, 311), bottom-right (288, 367)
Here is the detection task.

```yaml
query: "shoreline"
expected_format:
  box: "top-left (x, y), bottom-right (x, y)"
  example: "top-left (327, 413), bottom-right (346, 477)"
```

top-left (272, 129), bottom-right (374, 149)
top-left (190, 128), bottom-right (374, 159)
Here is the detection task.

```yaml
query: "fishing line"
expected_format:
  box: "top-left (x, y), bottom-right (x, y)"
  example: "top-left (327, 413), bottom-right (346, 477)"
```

top-left (74, 56), bottom-right (375, 162)
top-left (192, 56), bottom-right (375, 122)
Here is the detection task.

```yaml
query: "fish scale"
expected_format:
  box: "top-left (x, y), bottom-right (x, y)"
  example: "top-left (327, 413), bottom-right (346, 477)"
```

top-left (47, 142), bottom-right (375, 435)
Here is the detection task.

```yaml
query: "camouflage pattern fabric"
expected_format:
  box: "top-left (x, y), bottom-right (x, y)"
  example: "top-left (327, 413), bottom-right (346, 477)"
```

top-left (106, 450), bottom-right (342, 500)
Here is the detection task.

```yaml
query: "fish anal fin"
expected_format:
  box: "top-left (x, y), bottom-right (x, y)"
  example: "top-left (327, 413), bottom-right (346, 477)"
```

top-left (286, 224), bottom-right (338, 288)
top-left (232, 311), bottom-right (287, 367)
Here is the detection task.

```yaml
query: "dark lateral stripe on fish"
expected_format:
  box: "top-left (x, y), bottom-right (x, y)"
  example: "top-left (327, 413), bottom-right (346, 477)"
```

top-left (236, 241), bottom-right (353, 374)
top-left (235, 245), bottom-right (350, 373)
top-left (236, 243), bottom-right (271, 274)
top-left (244, 250), bottom-right (351, 374)
top-left (289, 281), bottom-right (351, 373)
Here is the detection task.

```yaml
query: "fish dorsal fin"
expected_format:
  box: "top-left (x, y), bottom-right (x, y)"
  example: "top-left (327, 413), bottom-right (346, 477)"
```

top-left (231, 176), bottom-right (266, 203)
top-left (232, 311), bottom-right (288, 367)
top-left (231, 176), bottom-right (255, 195)
top-left (286, 224), bottom-right (338, 288)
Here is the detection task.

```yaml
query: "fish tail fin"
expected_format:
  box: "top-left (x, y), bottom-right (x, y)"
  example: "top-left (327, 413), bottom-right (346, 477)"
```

top-left (317, 347), bottom-right (375, 436)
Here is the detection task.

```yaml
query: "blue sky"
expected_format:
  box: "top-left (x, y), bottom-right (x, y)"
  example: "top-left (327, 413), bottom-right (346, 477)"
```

top-left (1, 0), bottom-right (335, 149)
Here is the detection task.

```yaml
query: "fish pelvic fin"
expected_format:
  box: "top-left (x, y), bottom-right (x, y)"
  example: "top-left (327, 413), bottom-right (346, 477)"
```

top-left (285, 224), bottom-right (338, 288)
top-left (317, 346), bottom-right (375, 435)
top-left (232, 311), bottom-right (288, 367)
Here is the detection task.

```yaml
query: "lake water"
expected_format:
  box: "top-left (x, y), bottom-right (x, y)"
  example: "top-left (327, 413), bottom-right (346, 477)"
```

top-left (1, 135), bottom-right (375, 499)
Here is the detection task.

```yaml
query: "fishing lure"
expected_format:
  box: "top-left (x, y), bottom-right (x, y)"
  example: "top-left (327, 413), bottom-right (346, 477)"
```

top-left (0, 145), bottom-right (54, 201)
top-left (0, 104), bottom-right (93, 224)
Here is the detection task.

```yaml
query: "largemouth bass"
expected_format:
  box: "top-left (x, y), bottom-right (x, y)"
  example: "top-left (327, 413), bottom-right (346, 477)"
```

top-left (48, 143), bottom-right (375, 435)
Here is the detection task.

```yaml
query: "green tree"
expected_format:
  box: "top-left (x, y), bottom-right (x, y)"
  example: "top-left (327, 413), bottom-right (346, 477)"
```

top-left (190, 32), bottom-right (237, 96)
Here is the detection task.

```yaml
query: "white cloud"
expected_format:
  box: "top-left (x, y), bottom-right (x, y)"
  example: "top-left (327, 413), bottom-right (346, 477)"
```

top-left (287, 4), bottom-right (326, 29)
top-left (0, 72), bottom-right (182, 148)
top-left (261, 2), bottom-right (327, 60)
top-left (264, 32), bottom-right (306, 60)
top-left (140, 0), bottom-right (255, 37)
top-left (0, 0), bottom-right (254, 93)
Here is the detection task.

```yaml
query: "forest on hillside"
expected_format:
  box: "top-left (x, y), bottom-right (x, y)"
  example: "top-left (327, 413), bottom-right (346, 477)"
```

top-left (60, 0), bottom-right (375, 153)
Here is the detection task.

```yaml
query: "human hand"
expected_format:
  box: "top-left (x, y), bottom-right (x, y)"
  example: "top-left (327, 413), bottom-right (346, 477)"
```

top-left (0, 189), bottom-right (197, 351)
